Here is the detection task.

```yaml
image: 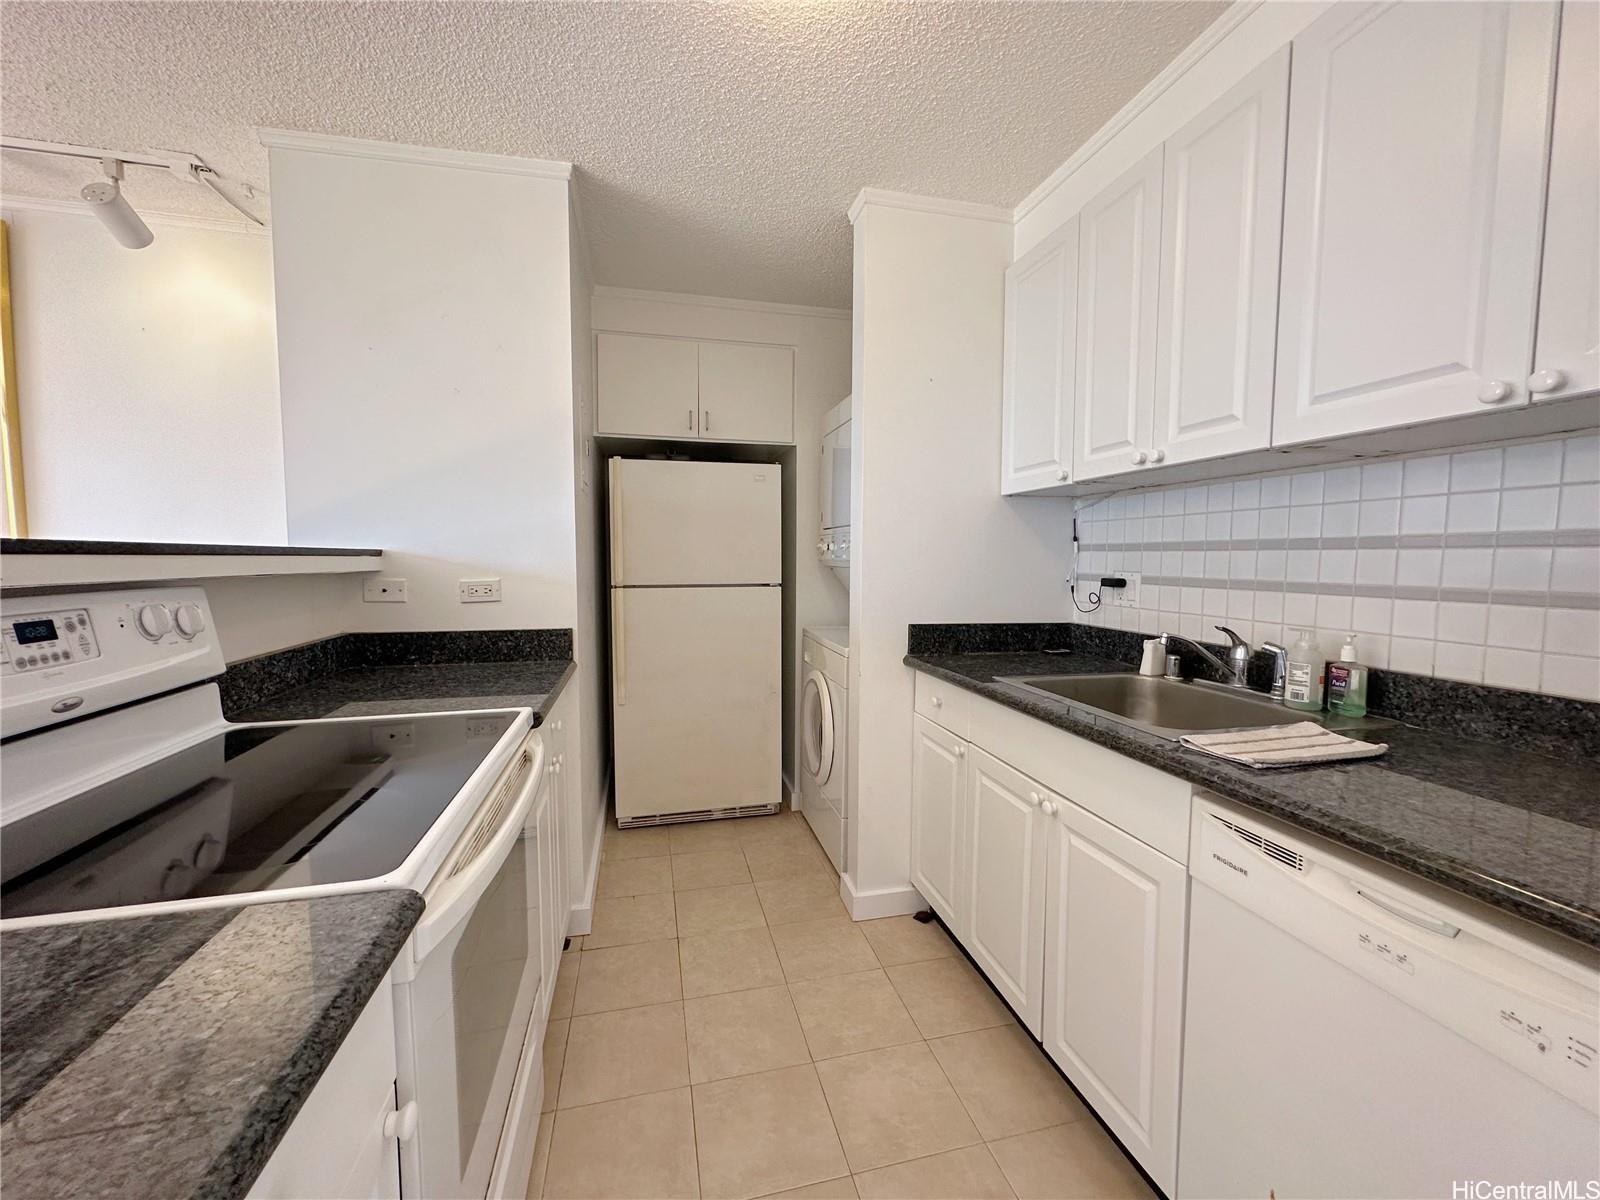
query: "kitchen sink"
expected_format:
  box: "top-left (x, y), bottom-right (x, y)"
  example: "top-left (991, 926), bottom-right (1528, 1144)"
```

top-left (997, 672), bottom-right (1387, 742)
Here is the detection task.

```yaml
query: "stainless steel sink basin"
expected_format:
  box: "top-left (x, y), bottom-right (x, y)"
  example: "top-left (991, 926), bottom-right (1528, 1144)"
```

top-left (997, 672), bottom-right (1386, 741)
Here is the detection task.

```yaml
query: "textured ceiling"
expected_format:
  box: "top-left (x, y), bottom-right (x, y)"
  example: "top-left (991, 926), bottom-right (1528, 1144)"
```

top-left (0, 1), bottom-right (1225, 308)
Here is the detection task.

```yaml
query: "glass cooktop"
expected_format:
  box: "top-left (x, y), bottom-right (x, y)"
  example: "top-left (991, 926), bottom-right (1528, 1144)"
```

top-left (1, 712), bottom-right (517, 920)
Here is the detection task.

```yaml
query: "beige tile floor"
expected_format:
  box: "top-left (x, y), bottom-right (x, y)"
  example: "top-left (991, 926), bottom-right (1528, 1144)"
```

top-left (528, 811), bottom-right (1155, 1200)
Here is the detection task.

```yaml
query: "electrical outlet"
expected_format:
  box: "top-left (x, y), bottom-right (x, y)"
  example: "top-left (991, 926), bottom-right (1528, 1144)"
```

top-left (459, 578), bottom-right (502, 603)
top-left (1112, 571), bottom-right (1142, 608)
top-left (371, 722), bottom-right (414, 749)
top-left (363, 577), bottom-right (408, 603)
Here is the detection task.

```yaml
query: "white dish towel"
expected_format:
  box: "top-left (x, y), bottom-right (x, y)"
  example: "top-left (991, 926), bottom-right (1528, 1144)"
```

top-left (1179, 722), bottom-right (1389, 769)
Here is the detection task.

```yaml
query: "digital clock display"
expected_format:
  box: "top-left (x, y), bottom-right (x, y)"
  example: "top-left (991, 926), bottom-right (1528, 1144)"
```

top-left (13, 619), bottom-right (58, 645)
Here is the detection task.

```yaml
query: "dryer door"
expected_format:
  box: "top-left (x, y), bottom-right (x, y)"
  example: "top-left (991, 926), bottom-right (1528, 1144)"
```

top-left (801, 669), bottom-right (836, 786)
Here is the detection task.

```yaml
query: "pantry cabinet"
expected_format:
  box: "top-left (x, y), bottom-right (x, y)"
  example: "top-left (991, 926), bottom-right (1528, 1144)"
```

top-left (910, 714), bottom-right (968, 930)
top-left (1272, 0), bottom-right (1560, 443)
top-left (909, 673), bottom-right (1189, 1193)
top-left (1001, 219), bottom-right (1078, 493)
top-left (1072, 148), bottom-right (1163, 482)
top-left (1041, 797), bottom-right (1186, 1196)
top-left (963, 746), bottom-right (1050, 1034)
top-left (1532, 0), bottom-right (1599, 401)
top-left (596, 332), bottom-right (794, 443)
top-left (1151, 47), bottom-right (1288, 468)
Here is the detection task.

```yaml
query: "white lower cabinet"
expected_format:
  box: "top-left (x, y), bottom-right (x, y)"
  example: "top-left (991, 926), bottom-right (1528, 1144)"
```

top-left (248, 976), bottom-right (402, 1200)
top-left (909, 674), bottom-right (1189, 1195)
top-left (910, 714), bottom-right (969, 931)
top-left (963, 746), bottom-right (1050, 1035)
top-left (1041, 798), bottom-right (1187, 1197)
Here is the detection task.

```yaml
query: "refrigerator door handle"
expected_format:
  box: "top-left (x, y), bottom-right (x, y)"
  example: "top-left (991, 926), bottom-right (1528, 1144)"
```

top-left (612, 589), bottom-right (626, 706)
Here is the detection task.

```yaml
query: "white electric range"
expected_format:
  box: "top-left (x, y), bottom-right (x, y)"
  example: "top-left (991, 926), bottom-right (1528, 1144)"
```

top-left (0, 585), bottom-right (550, 1200)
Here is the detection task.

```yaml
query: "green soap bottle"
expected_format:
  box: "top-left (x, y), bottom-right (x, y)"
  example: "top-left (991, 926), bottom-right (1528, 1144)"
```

top-left (1327, 633), bottom-right (1368, 717)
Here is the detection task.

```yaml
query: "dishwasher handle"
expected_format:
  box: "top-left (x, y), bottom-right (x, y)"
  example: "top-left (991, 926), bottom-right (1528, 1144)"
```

top-left (1354, 885), bottom-right (1461, 939)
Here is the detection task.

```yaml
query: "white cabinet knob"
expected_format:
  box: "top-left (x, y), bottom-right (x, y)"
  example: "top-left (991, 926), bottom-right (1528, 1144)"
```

top-left (1149, 449), bottom-right (1166, 464)
top-left (1477, 379), bottom-right (1513, 405)
top-left (1057, 469), bottom-right (1070, 481)
top-left (930, 696), bottom-right (942, 708)
top-left (1040, 799), bottom-right (1058, 818)
top-left (1131, 450), bottom-right (1149, 465)
top-left (953, 744), bottom-right (966, 759)
top-left (1527, 368), bottom-right (1567, 395)
top-left (385, 1101), bottom-right (419, 1143)
top-left (554, 719), bottom-right (564, 732)
top-left (1027, 791), bottom-right (1041, 808)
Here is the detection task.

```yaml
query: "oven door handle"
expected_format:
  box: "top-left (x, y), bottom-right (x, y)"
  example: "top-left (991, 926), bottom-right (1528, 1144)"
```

top-left (412, 734), bottom-right (546, 961)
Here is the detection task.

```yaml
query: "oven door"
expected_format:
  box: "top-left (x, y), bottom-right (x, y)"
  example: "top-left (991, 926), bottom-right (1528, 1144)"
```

top-left (400, 732), bottom-right (545, 1200)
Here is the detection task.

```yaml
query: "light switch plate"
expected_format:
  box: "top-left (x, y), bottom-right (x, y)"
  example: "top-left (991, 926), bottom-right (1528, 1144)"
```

top-left (1112, 571), bottom-right (1142, 608)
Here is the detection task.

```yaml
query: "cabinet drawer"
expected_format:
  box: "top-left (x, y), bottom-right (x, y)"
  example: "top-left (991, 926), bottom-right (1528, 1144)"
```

top-left (915, 672), bottom-right (970, 737)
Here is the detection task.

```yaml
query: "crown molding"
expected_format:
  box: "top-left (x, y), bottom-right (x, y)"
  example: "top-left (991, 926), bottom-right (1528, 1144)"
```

top-left (0, 193), bottom-right (269, 235)
top-left (848, 187), bottom-right (1012, 227)
top-left (592, 285), bottom-right (850, 322)
top-left (1013, 0), bottom-right (1262, 224)
top-left (255, 128), bottom-right (573, 181)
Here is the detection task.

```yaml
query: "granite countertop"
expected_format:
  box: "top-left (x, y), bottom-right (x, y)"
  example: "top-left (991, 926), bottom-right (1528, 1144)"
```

top-left (0, 538), bottom-right (381, 557)
top-left (231, 658), bottom-right (575, 724)
top-left (907, 648), bottom-right (1600, 947)
top-left (0, 890), bottom-right (423, 1200)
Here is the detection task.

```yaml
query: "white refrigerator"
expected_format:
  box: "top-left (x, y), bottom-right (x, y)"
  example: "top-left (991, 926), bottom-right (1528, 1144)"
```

top-left (609, 458), bottom-right (782, 824)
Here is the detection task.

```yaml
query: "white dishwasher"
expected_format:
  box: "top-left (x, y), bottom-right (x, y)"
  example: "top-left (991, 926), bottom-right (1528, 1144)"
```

top-left (1179, 794), bottom-right (1600, 1200)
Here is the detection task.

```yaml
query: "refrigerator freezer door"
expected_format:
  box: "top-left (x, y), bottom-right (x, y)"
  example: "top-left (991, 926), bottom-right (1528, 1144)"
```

top-left (612, 586), bottom-right (781, 821)
top-left (610, 459), bottom-right (781, 586)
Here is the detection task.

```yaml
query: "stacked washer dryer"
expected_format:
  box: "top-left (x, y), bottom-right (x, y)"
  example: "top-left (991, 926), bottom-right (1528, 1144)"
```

top-left (799, 626), bottom-right (848, 873)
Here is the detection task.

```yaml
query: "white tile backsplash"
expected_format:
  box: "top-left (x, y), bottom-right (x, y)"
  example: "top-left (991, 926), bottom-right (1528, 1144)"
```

top-left (1071, 432), bottom-right (1600, 701)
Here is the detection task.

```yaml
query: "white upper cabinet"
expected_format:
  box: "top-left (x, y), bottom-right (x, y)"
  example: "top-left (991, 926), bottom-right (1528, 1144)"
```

top-left (1001, 218), bottom-right (1079, 493)
top-left (963, 747), bottom-right (1050, 1035)
top-left (1532, 0), bottom-right (1599, 401)
top-left (1152, 47), bottom-right (1289, 467)
top-left (1273, 1), bottom-right (1561, 444)
top-left (1073, 148), bottom-right (1164, 481)
top-left (596, 332), bottom-right (701, 438)
top-left (596, 333), bottom-right (796, 443)
top-left (698, 341), bottom-right (795, 442)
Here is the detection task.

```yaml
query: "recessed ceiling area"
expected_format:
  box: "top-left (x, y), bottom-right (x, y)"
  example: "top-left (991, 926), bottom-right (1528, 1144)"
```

top-left (0, 1), bottom-right (1226, 308)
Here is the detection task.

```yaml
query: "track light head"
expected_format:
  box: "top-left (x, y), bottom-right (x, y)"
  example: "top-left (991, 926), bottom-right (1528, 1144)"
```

top-left (80, 160), bottom-right (153, 249)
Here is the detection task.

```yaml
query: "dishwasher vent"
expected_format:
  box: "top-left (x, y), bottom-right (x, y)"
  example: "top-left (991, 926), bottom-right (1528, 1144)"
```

top-left (1217, 816), bottom-right (1305, 873)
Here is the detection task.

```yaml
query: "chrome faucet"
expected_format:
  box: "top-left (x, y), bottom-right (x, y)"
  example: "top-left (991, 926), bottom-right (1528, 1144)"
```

top-left (1159, 625), bottom-right (1257, 690)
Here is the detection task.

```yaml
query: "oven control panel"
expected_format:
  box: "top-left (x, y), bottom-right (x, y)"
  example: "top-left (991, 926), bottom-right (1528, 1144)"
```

top-left (0, 587), bottom-right (224, 738)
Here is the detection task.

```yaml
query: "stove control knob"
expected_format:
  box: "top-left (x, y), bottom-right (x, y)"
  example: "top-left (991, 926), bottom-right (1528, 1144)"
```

top-left (160, 859), bottom-right (194, 900)
top-left (136, 603), bottom-right (172, 641)
top-left (174, 603), bottom-right (206, 640)
top-left (192, 835), bottom-right (224, 873)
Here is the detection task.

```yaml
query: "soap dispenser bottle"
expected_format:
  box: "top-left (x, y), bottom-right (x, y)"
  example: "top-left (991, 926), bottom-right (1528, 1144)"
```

top-left (1327, 633), bottom-right (1369, 717)
top-left (1284, 629), bottom-right (1325, 712)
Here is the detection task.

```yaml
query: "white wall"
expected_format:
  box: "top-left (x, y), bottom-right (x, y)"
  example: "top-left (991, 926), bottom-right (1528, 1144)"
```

top-left (267, 140), bottom-right (578, 634)
top-left (846, 199), bottom-right (1074, 910)
top-left (589, 287), bottom-right (852, 791)
top-left (204, 573), bottom-right (354, 663)
top-left (2, 203), bottom-right (286, 543)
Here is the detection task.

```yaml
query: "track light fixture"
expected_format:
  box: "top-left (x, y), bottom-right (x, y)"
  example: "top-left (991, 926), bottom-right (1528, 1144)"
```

top-left (79, 159), bottom-right (154, 249)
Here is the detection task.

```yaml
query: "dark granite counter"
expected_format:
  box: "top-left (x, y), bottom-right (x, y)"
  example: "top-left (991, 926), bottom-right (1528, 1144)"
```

top-left (906, 647), bottom-right (1600, 948)
top-left (1, 538), bottom-right (381, 557)
top-left (233, 658), bottom-right (575, 723)
top-left (0, 890), bottom-right (422, 1200)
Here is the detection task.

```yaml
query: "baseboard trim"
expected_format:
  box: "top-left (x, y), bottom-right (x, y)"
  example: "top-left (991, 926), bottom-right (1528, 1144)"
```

top-left (839, 875), bottom-right (927, 921)
top-left (566, 769), bottom-right (609, 937)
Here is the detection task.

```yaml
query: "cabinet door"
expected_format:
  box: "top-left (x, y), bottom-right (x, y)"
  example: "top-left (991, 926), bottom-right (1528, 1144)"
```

top-left (1073, 148), bottom-right (1163, 481)
top-left (698, 341), bottom-right (795, 443)
top-left (963, 747), bottom-right (1049, 1034)
top-left (1273, 1), bottom-right (1560, 443)
top-left (1002, 218), bottom-right (1079, 493)
top-left (1153, 47), bottom-right (1289, 467)
top-left (1042, 799), bottom-right (1186, 1196)
top-left (596, 332), bottom-right (700, 438)
top-left (910, 715), bottom-right (968, 932)
top-left (1532, 0), bottom-right (1599, 400)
